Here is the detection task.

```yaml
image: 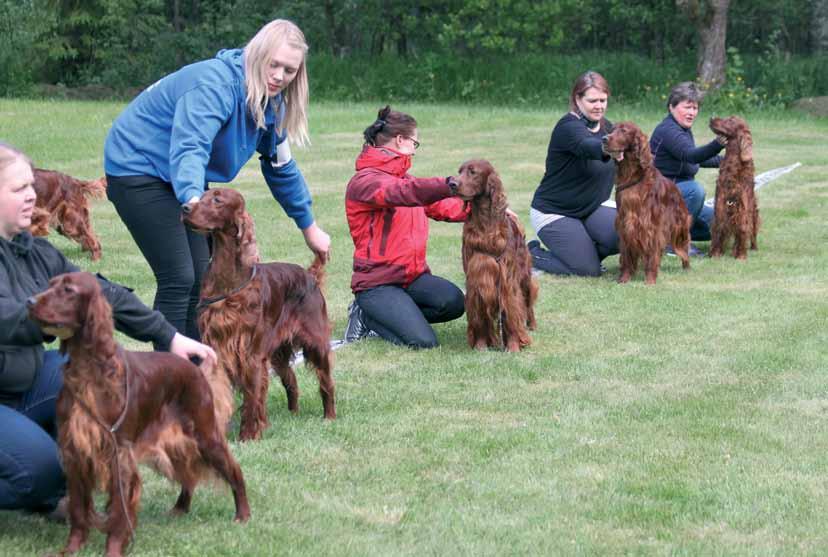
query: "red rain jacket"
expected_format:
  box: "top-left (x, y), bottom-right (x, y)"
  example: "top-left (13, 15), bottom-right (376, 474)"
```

top-left (346, 145), bottom-right (468, 292)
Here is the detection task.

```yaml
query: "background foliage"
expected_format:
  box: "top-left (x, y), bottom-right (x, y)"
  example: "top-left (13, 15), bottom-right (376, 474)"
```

top-left (1, 0), bottom-right (825, 107)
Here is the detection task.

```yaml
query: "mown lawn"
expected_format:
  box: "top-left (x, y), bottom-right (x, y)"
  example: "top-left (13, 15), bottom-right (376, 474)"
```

top-left (1, 98), bottom-right (826, 556)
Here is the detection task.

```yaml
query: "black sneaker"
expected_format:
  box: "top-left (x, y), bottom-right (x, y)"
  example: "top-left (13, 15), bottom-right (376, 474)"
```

top-left (344, 301), bottom-right (376, 343)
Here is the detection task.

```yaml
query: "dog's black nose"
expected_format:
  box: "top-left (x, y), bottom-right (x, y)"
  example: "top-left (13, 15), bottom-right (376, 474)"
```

top-left (26, 296), bottom-right (37, 308)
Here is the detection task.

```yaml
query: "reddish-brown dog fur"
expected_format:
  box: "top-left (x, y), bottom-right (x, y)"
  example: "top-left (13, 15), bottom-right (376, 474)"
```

top-left (183, 188), bottom-right (335, 442)
top-left (33, 168), bottom-right (106, 260)
top-left (455, 160), bottom-right (538, 352)
top-left (708, 116), bottom-right (759, 259)
top-left (27, 272), bottom-right (249, 557)
top-left (604, 122), bottom-right (692, 284)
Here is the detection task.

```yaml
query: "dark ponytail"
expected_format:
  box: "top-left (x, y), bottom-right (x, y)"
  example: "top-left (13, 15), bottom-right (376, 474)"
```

top-left (363, 105), bottom-right (417, 147)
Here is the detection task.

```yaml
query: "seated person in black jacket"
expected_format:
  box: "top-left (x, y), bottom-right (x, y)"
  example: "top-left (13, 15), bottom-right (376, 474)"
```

top-left (0, 142), bottom-right (216, 517)
top-left (528, 70), bottom-right (619, 277)
top-left (650, 82), bottom-right (727, 256)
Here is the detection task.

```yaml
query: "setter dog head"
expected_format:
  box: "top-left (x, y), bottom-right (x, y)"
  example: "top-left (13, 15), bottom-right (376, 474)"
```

top-left (27, 272), bottom-right (114, 354)
top-left (709, 116), bottom-right (753, 162)
top-left (454, 159), bottom-right (507, 213)
top-left (183, 188), bottom-right (259, 266)
top-left (603, 121), bottom-right (653, 168)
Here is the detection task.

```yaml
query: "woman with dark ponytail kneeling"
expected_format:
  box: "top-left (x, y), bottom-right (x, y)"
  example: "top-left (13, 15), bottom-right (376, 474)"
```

top-left (343, 106), bottom-right (468, 349)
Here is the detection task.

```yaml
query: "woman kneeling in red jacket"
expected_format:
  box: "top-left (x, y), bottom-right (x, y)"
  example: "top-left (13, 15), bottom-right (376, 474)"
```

top-left (343, 106), bottom-right (468, 349)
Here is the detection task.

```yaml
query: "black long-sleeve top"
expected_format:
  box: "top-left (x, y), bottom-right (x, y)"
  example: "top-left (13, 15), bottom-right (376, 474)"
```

top-left (650, 113), bottom-right (723, 183)
top-left (531, 113), bottom-right (615, 219)
top-left (0, 232), bottom-right (176, 395)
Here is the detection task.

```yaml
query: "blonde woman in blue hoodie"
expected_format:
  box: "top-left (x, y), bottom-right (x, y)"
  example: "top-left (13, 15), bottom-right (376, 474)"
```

top-left (104, 19), bottom-right (330, 343)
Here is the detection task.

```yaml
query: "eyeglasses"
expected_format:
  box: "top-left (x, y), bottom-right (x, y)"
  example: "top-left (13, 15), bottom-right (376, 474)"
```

top-left (405, 136), bottom-right (420, 150)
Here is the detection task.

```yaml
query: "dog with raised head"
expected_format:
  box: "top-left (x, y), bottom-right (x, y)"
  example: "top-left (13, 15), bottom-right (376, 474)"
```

top-left (454, 159), bottom-right (538, 352)
top-left (708, 116), bottom-right (759, 259)
top-left (28, 271), bottom-right (249, 557)
top-left (183, 188), bottom-right (335, 442)
top-left (603, 122), bottom-right (691, 284)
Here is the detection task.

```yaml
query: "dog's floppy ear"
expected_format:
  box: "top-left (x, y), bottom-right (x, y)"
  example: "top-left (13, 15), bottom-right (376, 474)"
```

top-left (81, 278), bottom-right (116, 358)
top-left (635, 128), bottom-right (653, 168)
top-left (235, 209), bottom-right (260, 266)
top-left (486, 169), bottom-right (508, 213)
top-left (738, 128), bottom-right (753, 162)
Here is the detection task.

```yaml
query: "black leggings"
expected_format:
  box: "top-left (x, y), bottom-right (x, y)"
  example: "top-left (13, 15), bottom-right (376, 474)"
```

top-left (355, 273), bottom-right (465, 349)
top-left (530, 205), bottom-right (619, 277)
top-left (106, 176), bottom-right (209, 343)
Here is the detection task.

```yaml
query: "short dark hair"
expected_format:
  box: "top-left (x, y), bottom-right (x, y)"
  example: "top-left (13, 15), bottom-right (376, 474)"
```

top-left (363, 105), bottom-right (417, 147)
top-left (667, 82), bottom-right (703, 110)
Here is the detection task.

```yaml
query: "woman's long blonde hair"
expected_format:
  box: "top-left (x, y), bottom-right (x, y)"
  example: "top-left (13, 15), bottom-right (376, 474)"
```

top-left (244, 19), bottom-right (310, 146)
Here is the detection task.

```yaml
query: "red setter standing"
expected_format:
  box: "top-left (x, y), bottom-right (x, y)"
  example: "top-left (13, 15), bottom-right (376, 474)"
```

top-left (27, 272), bottom-right (249, 557)
top-left (454, 160), bottom-right (538, 352)
top-left (708, 116), bottom-right (760, 259)
top-left (32, 168), bottom-right (106, 260)
top-left (603, 122), bottom-right (692, 284)
top-left (183, 188), bottom-right (335, 442)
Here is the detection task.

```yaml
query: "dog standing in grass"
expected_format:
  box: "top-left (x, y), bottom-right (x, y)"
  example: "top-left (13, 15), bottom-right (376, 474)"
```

top-left (708, 116), bottom-right (760, 259)
top-left (454, 159), bottom-right (538, 352)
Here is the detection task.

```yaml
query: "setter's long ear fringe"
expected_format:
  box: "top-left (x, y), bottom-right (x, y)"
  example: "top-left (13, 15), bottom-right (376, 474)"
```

top-left (636, 129), bottom-right (653, 168)
top-left (83, 284), bottom-right (116, 361)
top-left (236, 210), bottom-right (260, 267)
top-left (739, 131), bottom-right (753, 163)
top-left (487, 172), bottom-right (508, 214)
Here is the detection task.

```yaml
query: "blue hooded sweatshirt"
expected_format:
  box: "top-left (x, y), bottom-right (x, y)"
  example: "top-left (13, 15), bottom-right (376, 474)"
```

top-left (104, 49), bottom-right (314, 229)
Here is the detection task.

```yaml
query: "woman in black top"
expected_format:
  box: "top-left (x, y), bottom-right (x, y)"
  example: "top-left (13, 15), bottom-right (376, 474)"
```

top-left (0, 142), bottom-right (215, 516)
top-left (528, 71), bottom-right (619, 276)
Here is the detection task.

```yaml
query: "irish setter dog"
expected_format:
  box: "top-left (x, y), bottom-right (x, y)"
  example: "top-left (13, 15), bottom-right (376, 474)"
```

top-left (183, 188), bottom-right (335, 442)
top-left (709, 116), bottom-right (760, 259)
top-left (27, 272), bottom-right (249, 557)
top-left (603, 122), bottom-right (692, 284)
top-left (454, 160), bottom-right (538, 352)
top-left (32, 168), bottom-right (106, 260)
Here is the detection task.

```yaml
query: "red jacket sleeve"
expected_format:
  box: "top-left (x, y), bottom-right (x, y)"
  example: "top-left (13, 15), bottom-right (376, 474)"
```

top-left (347, 170), bottom-right (452, 208)
top-left (425, 197), bottom-right (469, 222)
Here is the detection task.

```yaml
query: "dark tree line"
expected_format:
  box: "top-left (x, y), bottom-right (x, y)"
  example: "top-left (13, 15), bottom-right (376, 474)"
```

top-left (1, 0), bottom-right (825, 96)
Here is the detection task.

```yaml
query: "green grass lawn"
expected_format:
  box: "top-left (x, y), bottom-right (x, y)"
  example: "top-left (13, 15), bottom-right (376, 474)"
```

top-left (1, 98), bottom-right (826, 556)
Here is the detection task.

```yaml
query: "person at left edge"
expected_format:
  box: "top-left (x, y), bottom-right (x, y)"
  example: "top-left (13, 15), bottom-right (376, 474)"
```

top-left (103, 19), bottom-right (330, 344)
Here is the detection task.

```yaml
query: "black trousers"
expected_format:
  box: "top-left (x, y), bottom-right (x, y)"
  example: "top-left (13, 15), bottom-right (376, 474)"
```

top-left (355, 273), bottom-right (465, 349)
top-left (530, 205), bottom-right (619, 277)
top-left (106, 176), bottom-right (210, 343)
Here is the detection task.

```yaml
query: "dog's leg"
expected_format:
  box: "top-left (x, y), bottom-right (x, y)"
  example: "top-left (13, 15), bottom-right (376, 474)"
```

top-left (671, 221), bottom-right (691, 271)
top-left (464, 290), bottom-right (489, 350)
top-left (104, 449), bottom-right (141, 557)
top-left (643, 252), bottom-right (661, 285)
top-left (271, 345), bottom-right (299, 414)
top-left (171, 482), bottom-right (195, 516)
top-left (750, 204), bottom-right (760, 250)
top-left (618, 246), bottom-right (636, 283)
top-left (59, 466), bottom-right (95, 555)
top-left (238, 355), bottom-right (268, 441)
top-left (80, 229), bottom-right (103, 261)
top-left (196, 433), bottom-right (251, 522)
top-left (501, 287), bottom-right (529, 352)
top-left (303, 343), bottom-right (337, 419)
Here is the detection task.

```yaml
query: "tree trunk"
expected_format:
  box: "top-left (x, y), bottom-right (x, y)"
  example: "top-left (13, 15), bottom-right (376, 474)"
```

top-left (813, 0), bottom-right (828, 53)
top-left (323, 0), bottom-right (347, 57)
top-left (676, 0), bottom-right (730, 93)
